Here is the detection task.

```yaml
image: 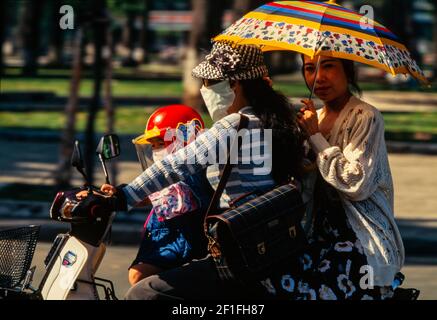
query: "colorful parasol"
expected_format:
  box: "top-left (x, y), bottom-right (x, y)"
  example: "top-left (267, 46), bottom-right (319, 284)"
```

top-left (214, 0), bottom-right (429, 86)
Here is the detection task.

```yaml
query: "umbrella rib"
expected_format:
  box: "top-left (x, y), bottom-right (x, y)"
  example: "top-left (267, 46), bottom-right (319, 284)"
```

top-left (309, 57), bottom-right (322, 101)
top-left (325, 6), bottom-right (397, 76)
top-left (312, 4), bottom-right (330, 58)
top-left (370, 27), bottom-right (397, 76)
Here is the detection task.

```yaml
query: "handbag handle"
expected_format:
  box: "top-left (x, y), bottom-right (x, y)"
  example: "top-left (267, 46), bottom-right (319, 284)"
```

top-left (204, 114), bottom-right (249, 223)
top-left (228, 190), bottom-right (258, 208)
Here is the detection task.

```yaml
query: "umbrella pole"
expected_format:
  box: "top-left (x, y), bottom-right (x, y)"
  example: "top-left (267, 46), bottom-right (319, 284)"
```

top-left (309, 55), bottom-right (321, 101)
top-left (309, 33), bottom-right (329, 101)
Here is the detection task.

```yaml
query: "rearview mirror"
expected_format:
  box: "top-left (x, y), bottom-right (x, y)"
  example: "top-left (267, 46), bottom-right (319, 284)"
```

top-left (96, 134), bottom-right (120, 185)
top-left (71, 140), bottom-right (84, 169)
top-left (71, 140), bottom-right (89, 185)
top-left (96, 134), bottom-right (120, 160)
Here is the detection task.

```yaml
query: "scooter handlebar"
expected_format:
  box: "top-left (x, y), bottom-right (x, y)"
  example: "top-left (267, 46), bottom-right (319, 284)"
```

top-left (50, 187), bottom-right (115, 223)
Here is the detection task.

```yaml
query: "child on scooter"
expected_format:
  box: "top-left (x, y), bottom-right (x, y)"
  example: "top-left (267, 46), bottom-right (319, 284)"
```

top-left (125, 105), bottom-right (213, 285)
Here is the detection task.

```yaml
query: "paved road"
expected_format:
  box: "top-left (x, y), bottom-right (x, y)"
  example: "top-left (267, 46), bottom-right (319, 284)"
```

top-left (29, 243), bottom-right (436, 300)
top-left (388, 154), bottom-right (437, 219)
top-left (0, 140), bottom-right (140, 186)
top-left (1, 139), bottom-right (436, 300)
top-left (1, 139), bottom-right (435, 220)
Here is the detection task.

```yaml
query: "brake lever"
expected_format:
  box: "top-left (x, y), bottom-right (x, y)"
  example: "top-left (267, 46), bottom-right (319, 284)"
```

top-left (77, 185), bottom-right (108, 199)
top-left (86, 185), bottom-right (106, 195)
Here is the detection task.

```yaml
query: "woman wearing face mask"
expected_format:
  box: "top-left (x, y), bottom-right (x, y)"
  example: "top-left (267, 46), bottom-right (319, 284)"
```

top-left (127, 105), bottom-right (214, 285)
top-left (99, 41), bottom-right (304, 299)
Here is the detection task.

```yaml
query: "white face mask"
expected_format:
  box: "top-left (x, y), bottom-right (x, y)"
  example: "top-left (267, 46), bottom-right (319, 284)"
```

top-left (200, 80), bottom-right (235, 122)
top-left (152, 147), bottom-right (168, 163)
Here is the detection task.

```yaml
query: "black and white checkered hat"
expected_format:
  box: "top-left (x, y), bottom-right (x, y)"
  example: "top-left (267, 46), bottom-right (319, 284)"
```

top-left (192, 41), bottom-right (268, 81)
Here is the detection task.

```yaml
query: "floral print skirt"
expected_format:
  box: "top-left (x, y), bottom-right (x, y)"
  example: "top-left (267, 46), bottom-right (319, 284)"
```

top-left (259, 176), bottom-right (395, 300)
top-left (260, 236), bottom-right (394, 300)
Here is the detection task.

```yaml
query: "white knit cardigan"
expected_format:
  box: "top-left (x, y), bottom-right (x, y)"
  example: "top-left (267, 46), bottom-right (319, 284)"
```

top-left (308, 95), bottom-right (405, 286)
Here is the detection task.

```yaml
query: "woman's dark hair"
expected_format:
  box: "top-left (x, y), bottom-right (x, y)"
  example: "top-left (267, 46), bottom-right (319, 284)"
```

top-left (239, 79), bottom-right (305, 183)
top-left (300, 55), bottom-right (362, 96)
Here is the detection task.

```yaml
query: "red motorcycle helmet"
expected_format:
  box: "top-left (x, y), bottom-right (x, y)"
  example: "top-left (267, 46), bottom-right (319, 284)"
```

top-left (133, 104), bottom-right (204, 147)
top-left (132, 104), bottom-right (204, 170)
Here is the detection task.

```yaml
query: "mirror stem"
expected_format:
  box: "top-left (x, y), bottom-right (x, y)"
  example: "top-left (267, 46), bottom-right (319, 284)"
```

top-left (99, 154), bottom-right (110, 185)
top-left (77, 169), bottom-right (92, 193)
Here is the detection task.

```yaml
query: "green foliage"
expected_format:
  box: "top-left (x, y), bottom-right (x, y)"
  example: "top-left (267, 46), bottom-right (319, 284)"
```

top-left (383, 112), bottom-right (437, 135)
top-left (1, 78), bottom-right (183, 97)
top-left (1, 107), bottom-right (435, 139)
top-left (0, 107), bottom-right (213, 134)
top-left (108, 0), bottom-right (146, 13)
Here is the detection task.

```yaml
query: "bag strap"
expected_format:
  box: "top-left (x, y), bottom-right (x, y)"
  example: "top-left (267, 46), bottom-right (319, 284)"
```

top-left (204, 114), bottom-right (249, 222)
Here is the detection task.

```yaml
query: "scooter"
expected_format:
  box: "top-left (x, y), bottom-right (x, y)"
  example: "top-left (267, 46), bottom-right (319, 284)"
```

top-left (0, 134), bottom-right (121, 300)
top-left (0, 134), bottom-right (421, 301)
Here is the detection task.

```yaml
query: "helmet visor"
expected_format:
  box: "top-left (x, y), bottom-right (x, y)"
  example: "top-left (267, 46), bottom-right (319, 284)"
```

top-left (132, 136), bottom-right (154, 172)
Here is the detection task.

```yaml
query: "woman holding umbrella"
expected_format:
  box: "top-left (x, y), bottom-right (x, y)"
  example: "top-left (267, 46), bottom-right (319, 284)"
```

top-left (269, 54), bottom-right (406, 300)
top-left (212, 0), bottom-right (428, 299)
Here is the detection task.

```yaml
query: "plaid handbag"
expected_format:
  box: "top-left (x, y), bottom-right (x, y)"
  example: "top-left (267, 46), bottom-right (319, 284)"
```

top-left (204, 115), bottom-right (307, 283)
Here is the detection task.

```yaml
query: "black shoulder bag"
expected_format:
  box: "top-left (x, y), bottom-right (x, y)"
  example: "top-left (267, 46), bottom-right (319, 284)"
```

top-left (204, 114), bottom-right (308, 283)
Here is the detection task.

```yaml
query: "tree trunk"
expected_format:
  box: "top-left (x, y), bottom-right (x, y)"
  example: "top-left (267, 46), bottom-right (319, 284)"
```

top-left (230, 0), bottom-right (266, 23)
top-left (55, 29), bottom-right (84, 189)
top-left (0, 0), bottom-right (7, 76)
top-left (182, 0), bottom-right (226, 112)
top-left (104, 25), bottom-right (118, 185)
top-left (434, 7), bottom-right (437, 81)
top-left (49, 0), bottom-right (64, 66)
top-left (21, 0), bottom-right (44, 76)
top-left (140, 0), bottom-right (151, 63)
top-left (105, 31), bottom-right (115, 136)
top-left (122, 10), bottom-right (138, 66)
top-left (84, 0), bottom-right (107, 185)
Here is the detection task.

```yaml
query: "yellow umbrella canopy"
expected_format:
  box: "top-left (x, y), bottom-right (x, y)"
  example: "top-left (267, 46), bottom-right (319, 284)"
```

top-left (214, 0), bottom-right (429, 85)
